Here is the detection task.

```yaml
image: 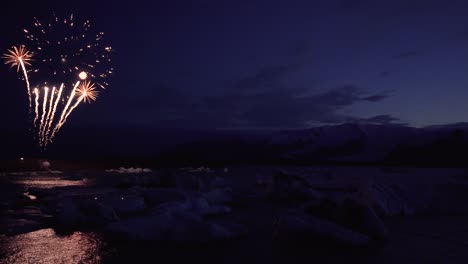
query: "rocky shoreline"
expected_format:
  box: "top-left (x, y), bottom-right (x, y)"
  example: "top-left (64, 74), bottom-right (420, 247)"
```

top-left (2, 167), bottom-right (468, 263)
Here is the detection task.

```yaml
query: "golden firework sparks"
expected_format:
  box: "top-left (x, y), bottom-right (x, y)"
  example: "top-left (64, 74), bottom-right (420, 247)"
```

top-left (33, 88), bottom-right (40, 128)
top-left (42, 86), bottom-right (56, 146)
top-left (38, 87), bottom-right (49, 147)
top-left (45, 83), bottom-right (64, 144)
top-left (2, 45), bottom-right (33, 72)
top-left (3, 14), bottom-right (113, 148)
top-left (3, 45), bottom-right (33, 109)
top-left (76, 81), bottom-right (98, 103)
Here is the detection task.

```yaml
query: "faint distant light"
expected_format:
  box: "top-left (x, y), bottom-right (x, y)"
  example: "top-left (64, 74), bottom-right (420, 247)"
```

top-left (20, 157), bottom-right (24, 161)
top-left (94, 197), bottom-right (98, 200)
top-left (121, 197), bottom-right (124, 200)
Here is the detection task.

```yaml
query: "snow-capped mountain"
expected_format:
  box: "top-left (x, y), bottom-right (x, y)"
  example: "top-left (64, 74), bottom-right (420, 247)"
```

top-left (158, 123), bottom-right (468, 166)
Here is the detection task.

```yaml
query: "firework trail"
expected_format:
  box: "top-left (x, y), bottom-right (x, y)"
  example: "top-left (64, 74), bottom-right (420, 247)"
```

top-left (50, 81), bottom-right (98, 143)
top-left (38, 87), bottom-right (49, 147)
top-left (33, 88), bottom-right (39, 127)
top-left (45, 83), bottom-right (63, 143)
top-left (41, 86), bottom-right (56, 146)
top-left (2, 46), bottom-right (33, 110)
top-left (20, 59), bottom-right (32, 110)
top-left (62, 81), bottom-right (97, 123)
top-left (49, 81), bottom-right (80, 142)
top-left (2, 14), bottom-right (113, 148)
top-left (60, 81), bottom-right (80, 125)
top-left (61, 94), bottom-right (85, 128)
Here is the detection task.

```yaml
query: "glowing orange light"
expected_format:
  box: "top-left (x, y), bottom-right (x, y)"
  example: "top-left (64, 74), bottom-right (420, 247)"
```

top-left (2, 45), bottom-right (33, 72)
top-left (76, 81), bottom-right (98, 103)
top-left (78, 71), bottom-right (87, 80)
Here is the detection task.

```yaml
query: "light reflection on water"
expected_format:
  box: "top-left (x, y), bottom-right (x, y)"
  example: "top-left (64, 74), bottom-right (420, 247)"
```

top-left (13, 178), bottom-right (86, 189)
top-left (23, 192), bottom-right (37, 200)
top-left (2, 175), bottom-right (103, 263)
top-left (0, 228), bottom-right (106, 264)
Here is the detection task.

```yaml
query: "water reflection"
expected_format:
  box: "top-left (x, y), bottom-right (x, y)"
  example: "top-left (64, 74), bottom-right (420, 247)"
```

top-left (23, 192), bottom-right (37, 200)
top-left (0, 229), bottom-right (106, 264)
top-left (14, 178), bottom-right (86, 189)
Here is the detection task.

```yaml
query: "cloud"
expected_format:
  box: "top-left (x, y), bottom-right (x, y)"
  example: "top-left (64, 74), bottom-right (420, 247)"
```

top-left (355, 114), bottom-right (405, 125)
top-left (228, 41), bottom-right (310, 93)
top-left (290, 40), bottom-right (310, 58)
top-left (117, 41), bottom-right (391, 129)
top-left (228, 62), bottom-right (303, 92)
top-left (119, 83), bottom-right (392, 129)
top-left (392, 51), bottom-right (423, 59)
top-left (339, 0), bottom-right (366, 10)
top-left (185, 85), bottom-right (391, 128)
top-left (378, 71), bottom-right (394, 78)
top-left (361, 94), bottom-right (388, 102)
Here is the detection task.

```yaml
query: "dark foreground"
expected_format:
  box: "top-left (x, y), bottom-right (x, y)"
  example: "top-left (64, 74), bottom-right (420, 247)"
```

top-left (1, 166), bottom-right (468, 263)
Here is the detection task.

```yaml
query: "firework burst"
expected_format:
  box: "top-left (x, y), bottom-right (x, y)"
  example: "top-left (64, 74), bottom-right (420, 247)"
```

top-left (2, 14), bottom-right (113, 148)
top-left (77, 81), bottom-right (98, 103)
top-left (2, 46), bottom-right (33, 72)
top-left (3, 45), bottom-right (34, 109)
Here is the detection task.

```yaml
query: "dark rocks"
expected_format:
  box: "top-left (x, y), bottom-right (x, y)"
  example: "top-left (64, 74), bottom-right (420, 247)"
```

top-left (304, 198), bottom-right (388, 241)
top-left (7, 206), bottom-right (52, 223)
top-left (100, 195), bottom-right (145, 215)
top-left (143, 188), bottom-right (187, 206)
top-left (304, 199), bottom-right (340, 222)
top-left (271, 171), bottom-right (390, 244)
top-left (371, 181), bottom-right (414, 217)
top-left (341, 199), bottom-right (388, 241)
top-left (106, 190), bottom-right (242, 242)
top-left (107, 212), bottom-right (209, 241)
top-left (176, 174), bottom-right (204, 191)
top-left (203, 188), bottom-right (233, 205)
top-left (54, 198), bottom-right (119, 229)
top-left (107, 209), bottom-right (244, 241)
top-left (209, 220), bottom-right (248, 240)
top-left (115, 174), bottom-right (161, 189)
top-left (277, 210), bottom-right (370, 246)
top-left (1, 167), bottom-right (420, 248)
top-left (107, 214), bottom-right (174, 240)
top-left (107, 204), bottom-right (245, 242)
top-left (211, 176), bottom-right (231, 189)
top-left (271, 171), bottom-right (321, 205)
top-left (54, 199), bottom-right (83, 228)
top-left (161, 195), bottom-right (232, 218)
top-left (160, 169), bottom-right (177, 188)
top-left (81, 200), bottom-right (120, 225)
top-left (0, 205), bottom-right (52, 236)
top-left (1, 218), bottom-right (46, 236)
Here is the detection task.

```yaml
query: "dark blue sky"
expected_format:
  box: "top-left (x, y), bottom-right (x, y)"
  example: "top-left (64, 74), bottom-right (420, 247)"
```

top-left (2, 0), bottom-right (468, 130)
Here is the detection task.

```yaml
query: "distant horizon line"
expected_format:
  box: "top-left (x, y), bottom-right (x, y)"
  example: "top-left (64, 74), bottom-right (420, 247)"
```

top-left (34, 121), bottom-right (468, 130)
top-left (3, 120), bottom-right (468, 132)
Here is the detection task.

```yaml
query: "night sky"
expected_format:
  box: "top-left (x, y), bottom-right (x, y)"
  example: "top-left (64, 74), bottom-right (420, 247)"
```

top-left (2, 0), bottom-right (468, 131)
